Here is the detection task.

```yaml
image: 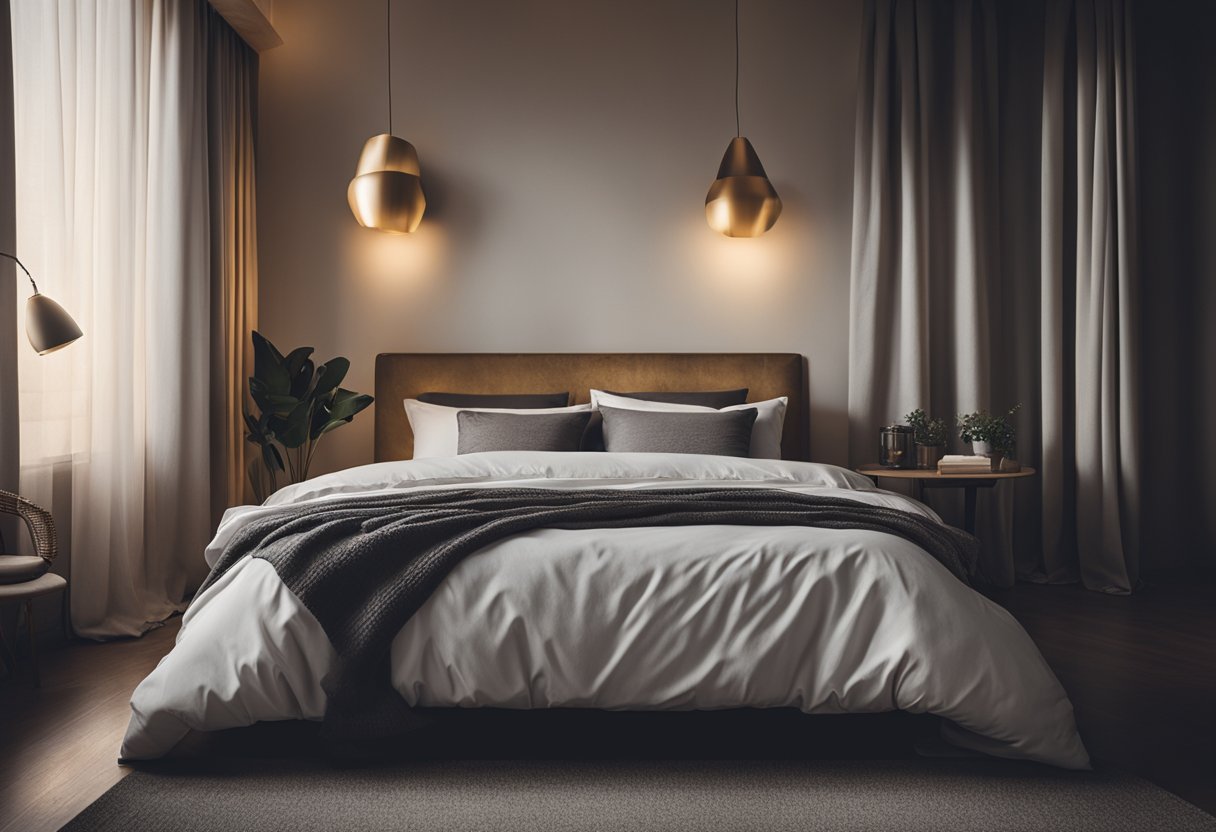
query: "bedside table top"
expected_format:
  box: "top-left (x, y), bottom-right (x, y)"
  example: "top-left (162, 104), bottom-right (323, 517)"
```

top-left (855, 464), bottom-right (1036, 481)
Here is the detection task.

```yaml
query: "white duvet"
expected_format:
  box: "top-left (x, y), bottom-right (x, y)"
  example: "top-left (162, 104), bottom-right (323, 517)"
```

top-left (121, 452), bottom-right (1089, 769)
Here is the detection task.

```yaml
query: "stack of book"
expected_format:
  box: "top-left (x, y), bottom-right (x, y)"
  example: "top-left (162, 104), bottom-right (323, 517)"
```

top-left (937, 455), bottom-right (992, 474)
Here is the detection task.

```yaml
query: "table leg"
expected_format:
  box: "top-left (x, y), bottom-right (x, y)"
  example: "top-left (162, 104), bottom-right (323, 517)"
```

top-left (963, 486), bottom-right (977, 535)
top-left (0, 616), bottom-right (13, 678)
top-left (26, 600), bottom-right (40, 687)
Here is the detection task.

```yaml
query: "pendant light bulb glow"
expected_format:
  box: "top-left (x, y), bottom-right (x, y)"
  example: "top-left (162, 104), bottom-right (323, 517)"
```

top-left (705, 0), bottom-right (781, 238)
top-left (348, 0), bottom-right (426, 233)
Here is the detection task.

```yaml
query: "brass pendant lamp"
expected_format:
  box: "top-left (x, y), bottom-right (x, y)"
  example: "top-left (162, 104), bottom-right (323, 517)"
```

top-left (348, 0), bottom-right (426, 233)
top-left (705, 0), bottom-right (781, 237)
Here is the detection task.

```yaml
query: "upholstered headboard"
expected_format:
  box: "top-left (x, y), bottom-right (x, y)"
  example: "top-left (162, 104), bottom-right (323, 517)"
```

top-left (374, 353), bottom-right (808, 462)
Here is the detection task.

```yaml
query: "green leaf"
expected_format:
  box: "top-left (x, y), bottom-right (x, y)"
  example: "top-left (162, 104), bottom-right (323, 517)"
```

top-left (289, 358), bottom-right (316, 400)
top-left (252, 331), bottom-right (291, 396)
top-left (283, 346), bottom-right (315, 378)
top-left (315, 418), bottom-right (349, 437)
top-left (309, 389), bottom-right (373, 440)
top-left (261, 441), bottom-right (284, 473)
top-left (243, 409), bottom-right (262, 438)
top-left (312, 357), bottom-right (350, 400)
top-left (284, 347), bottom-right (316, 400)
top-left (329, 389), bottom-right (373, 421)
top-left (250, 378), bottom-right (300, 414)
top-left (277, 400), bottom-right (313, 448)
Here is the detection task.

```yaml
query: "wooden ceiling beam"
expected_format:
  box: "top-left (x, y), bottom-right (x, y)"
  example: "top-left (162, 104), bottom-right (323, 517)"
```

top-left (208, 0), bottom-right (283, 52)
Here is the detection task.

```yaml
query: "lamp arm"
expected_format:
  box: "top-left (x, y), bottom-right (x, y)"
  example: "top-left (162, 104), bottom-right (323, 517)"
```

top-left (0, 251), bottom-right (40, 294)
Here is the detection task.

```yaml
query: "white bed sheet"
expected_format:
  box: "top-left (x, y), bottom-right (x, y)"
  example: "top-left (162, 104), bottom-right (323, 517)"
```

top-left (121, 452), bottom-right (1088, 769)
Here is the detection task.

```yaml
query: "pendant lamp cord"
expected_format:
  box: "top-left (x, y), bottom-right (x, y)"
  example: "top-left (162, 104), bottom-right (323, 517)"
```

top-left (386, 0), bottom-right (393, 135)
top-left (734, 0), bottom-right (740, 137)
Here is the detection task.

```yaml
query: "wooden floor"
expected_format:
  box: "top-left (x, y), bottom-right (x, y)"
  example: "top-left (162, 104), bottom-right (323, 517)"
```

top-left (0, 574), bottom-right (1212, 831)
top-left (986, 573), bottom-right (1216, 815)
top-left (0, 620), bottom-right (181, 832)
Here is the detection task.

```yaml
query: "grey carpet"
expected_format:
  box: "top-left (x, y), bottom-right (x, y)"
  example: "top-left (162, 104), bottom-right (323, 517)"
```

top-left (62, 759), bottom-right (1216, 832)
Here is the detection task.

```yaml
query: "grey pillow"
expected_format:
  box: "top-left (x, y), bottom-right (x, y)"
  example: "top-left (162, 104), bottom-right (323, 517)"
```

top-left (582, 388), bottom-right (750, 451)
top-left (420, 391), bottom-right (569, 408)
top-left (457, 410), bottom-right (592, 454)
top-left (598, 405), bottom-right (758, 457)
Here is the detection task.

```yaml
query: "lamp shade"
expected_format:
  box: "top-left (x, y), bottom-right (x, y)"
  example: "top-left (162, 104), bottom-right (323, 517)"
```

top-left (26, 292), bottom-right (83, 355)
top-left (347, 133), bottom-right (426, 234)
top-left (705, 136), bottom-right (782, 238)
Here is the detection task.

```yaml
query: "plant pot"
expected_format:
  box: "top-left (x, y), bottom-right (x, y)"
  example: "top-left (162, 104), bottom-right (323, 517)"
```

top-left (916, 443), bottom-right (944, 470)
top-left (969, 441), bottom-right (1005, 471)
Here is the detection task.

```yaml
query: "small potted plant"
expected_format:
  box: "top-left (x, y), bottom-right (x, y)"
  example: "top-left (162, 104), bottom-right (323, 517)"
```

top-left (904, 408), bottom-right (948, 470)
top-left (957, 404), bottom-right (1021, 471)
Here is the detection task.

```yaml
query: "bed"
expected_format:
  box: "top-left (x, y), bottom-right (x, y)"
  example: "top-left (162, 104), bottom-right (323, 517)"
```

top-left (121, 353), bottom-right (1088, 769)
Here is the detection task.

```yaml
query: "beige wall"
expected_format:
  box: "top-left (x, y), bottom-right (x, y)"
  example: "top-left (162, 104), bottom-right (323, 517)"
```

top-left (257, 0), bottom-right (862, 477)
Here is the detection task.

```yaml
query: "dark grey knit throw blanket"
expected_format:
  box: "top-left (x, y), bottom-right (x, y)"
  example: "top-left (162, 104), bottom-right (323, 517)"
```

top-left (200, 487), bottom-right (978, 741)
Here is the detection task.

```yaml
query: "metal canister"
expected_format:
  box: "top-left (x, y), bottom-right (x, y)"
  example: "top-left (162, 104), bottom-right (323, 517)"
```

top-left (880, 425), bottom-right (915, 469)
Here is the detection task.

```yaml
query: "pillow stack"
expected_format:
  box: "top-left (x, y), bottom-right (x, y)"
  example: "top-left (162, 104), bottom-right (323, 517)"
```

top-left (403, 388), bottom-right (788, 460)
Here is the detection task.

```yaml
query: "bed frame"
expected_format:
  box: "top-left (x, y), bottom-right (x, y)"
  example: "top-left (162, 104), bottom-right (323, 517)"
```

top-left (374, 353), bottom-right (808, 462)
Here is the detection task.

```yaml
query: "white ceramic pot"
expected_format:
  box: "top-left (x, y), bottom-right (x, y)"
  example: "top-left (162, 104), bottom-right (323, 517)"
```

top-left (970, 440), bottom-right (991, 456)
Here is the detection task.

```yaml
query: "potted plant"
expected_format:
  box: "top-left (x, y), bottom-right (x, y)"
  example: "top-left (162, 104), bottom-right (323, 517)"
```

top-left (243, 331), bottom-right (374, 502)
top-left (904, 408), bottom-right (948, 469)
top-left (957, 404), bottom-right (1021, 471)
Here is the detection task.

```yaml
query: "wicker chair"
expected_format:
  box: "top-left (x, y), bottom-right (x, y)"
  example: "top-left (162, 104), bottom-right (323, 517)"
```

top-left (0, 490), bottom-right (66, 686)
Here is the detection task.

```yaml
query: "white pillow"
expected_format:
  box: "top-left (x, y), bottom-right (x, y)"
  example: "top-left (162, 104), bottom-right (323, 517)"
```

top-left (590, 390), bottom-right (787, 459)
top-left (404, 399), bottom-right (593, 459)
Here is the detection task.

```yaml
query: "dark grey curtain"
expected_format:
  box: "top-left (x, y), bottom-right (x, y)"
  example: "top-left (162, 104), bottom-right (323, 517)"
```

top-left (849, 0), bottom-right (1143, 593)
top-left (1036, 0), bottom-right (1140, 593)
top-left (848, 0), bottom-right (1015, 585)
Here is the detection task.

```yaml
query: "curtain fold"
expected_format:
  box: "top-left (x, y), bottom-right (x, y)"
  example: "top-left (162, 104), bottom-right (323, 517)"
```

top-left (1037, 0), bottom-right (1139, 592)
top-left (11, 0), bottom-right (259, 637)
top-left (848, 0), bottom-right (1013, 583)
top-left (849, 0), bottom-right (1140, 592)
top-left (207, 11), bottom-right (259, 524)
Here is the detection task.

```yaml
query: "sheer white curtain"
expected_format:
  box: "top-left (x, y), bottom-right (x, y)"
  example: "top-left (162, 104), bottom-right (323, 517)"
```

top-left (12, 0), bottom-right (213, 636)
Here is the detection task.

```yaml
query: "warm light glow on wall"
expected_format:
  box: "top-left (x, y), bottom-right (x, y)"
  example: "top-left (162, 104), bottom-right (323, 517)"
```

top-left (345, 221), bottom-right (447, 290)
top-left (685, 216), bottom-right (796, 300)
